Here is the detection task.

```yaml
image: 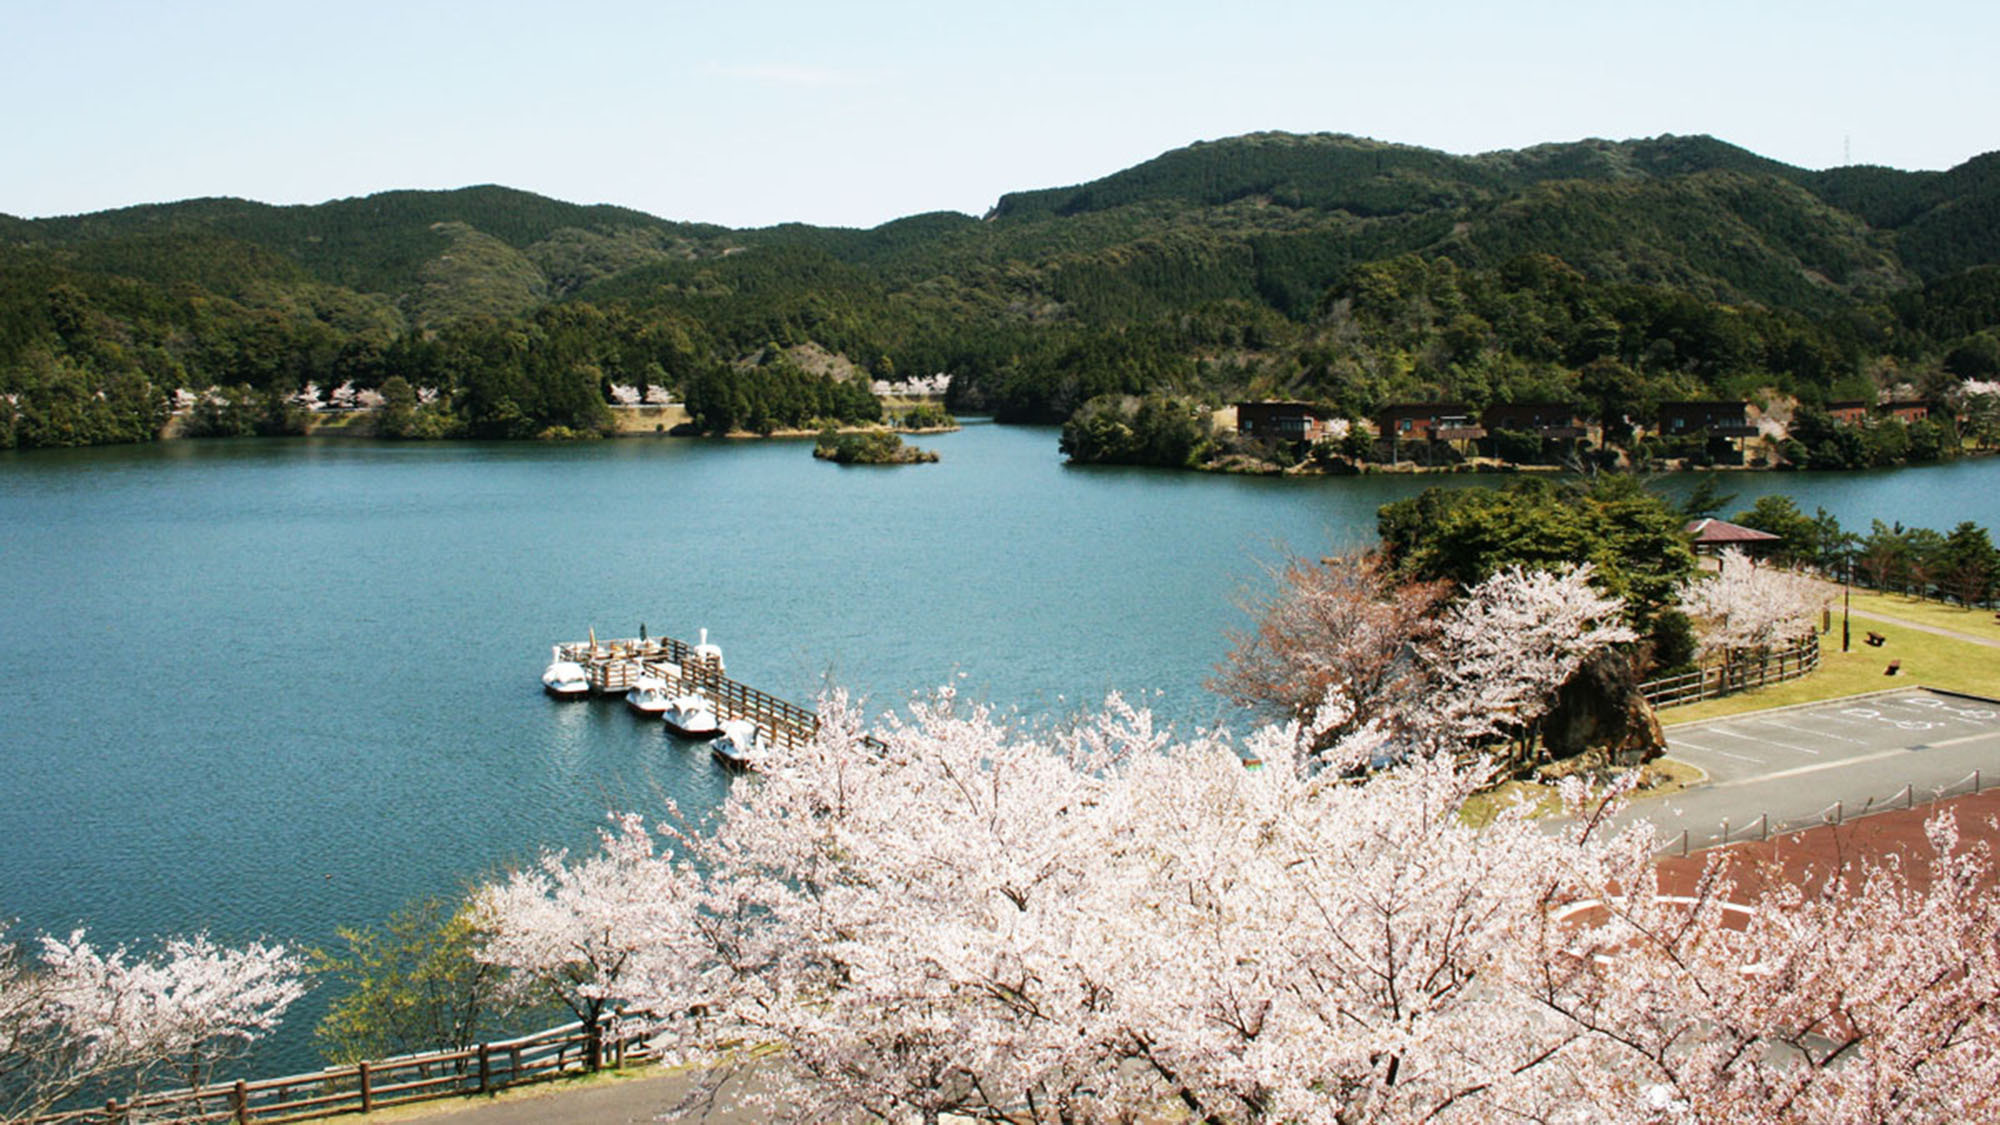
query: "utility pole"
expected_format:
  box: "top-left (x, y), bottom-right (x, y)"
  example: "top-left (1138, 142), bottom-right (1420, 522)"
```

top-left (1842, 558), bottom-right (1852, 652)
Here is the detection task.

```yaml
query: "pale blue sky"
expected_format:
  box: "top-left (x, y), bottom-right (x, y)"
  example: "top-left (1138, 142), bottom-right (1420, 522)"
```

top-left (3, 0), bottom-right (1993, 229)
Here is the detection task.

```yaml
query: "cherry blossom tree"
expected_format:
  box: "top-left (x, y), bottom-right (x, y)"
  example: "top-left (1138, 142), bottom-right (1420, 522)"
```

top-left (634, 677), bottom-right (1638, 1122)
top-left (472, 812), bottom-right (712, 1071)
top-left (1212, 552), bottom-right (1449, 754)
top-left (1, 928), bottom-right (304, 1117)
top-left (1678, 548), bottom-right (1826, 655)
top-left (1068, 733), bottom-right (1621, 1122)
top-left (1951, 379), bottom-right (2000, 450)
top-left (474, 680), bottom-right (2000, 1123)
top-left (1518, 813), bottom-right (2000, 1123)
top-left (1424, 563), bottom-right (1637, 748)
top-left (694, 690), bottom-right (1159, 1124)
top-left (0, 935), bottom-right (101, 1121)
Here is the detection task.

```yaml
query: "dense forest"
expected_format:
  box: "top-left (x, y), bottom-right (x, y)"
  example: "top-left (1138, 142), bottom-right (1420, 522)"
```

top-left (4, 132), bottom-right (2000, 455)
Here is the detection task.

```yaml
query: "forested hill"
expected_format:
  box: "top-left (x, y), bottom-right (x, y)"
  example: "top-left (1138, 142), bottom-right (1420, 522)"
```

top-left (5, 131), bottom-right (2000, 449)
top-left (986, 132), bottom-right (1988, 286)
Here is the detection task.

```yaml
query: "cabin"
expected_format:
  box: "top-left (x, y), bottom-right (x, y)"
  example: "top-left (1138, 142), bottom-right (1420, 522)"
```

top-left (1480, 402), bottom-right (1587, 439)
top-left (1235, 401), bottom-right (1334, 444)
top-left (1375, 403), bottom-right (1484, 443)
top-left (1685, 517), bottom-right (1782, 557)
top-left (1826, 400), bottom-right (1871, 425)
top-left (1878, 400), bottom-right (1934, 424)
top-left (1656, 401), bottom-right (1757, 438)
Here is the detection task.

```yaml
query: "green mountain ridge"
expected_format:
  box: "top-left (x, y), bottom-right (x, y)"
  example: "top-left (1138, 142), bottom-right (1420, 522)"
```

top-left (4, 131), bottom-right (2000, 449)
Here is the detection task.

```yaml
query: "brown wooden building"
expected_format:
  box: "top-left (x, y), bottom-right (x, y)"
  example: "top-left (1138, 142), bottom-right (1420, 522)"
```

top-left (1879, 399), bottom-right (1934, 424)
top-left (1656, 401), bottom-right (1757, 438)
top-left (1375, 403), bottom-right (1484, 442)
top-left (1480, 402), bottom-right (1587, 439)
top-left (1235, 401), bottom-right (1334, 443)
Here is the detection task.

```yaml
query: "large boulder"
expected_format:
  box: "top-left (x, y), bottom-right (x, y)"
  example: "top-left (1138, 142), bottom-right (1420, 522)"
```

top-left (1542, 648), bottom-right (1665, 766)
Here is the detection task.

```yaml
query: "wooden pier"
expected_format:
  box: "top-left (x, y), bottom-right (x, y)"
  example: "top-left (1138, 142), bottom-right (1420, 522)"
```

top-left (553, 634), bottom-right (819, 753)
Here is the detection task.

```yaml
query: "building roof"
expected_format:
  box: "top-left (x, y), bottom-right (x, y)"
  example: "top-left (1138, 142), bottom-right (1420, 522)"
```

top-left (1234, 400), bottom-right (1322, 412)
top-left (1685, 517), bottom-right (1782, 544)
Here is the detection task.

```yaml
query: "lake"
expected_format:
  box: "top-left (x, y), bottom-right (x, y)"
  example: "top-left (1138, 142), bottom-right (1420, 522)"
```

top-left (4, 423), bottom-right (1997, 1071)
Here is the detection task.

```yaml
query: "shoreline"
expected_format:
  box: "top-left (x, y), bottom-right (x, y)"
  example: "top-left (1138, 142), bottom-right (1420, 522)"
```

top-left (122, 413), bottom-right (2000, 476)
top-left (156, 406), bottom-right (961, 444)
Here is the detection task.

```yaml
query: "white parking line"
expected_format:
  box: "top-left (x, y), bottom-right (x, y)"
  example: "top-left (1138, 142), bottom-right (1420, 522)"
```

top-left (1881, 702), bottom-right (1957, 721)
top-left (1710, 726), bottom-right (1822, 756)
top-left (1707, 747), bottom-right (1911, 790)
top-left (1665, 736), bottom-right (1767, 764)
top-left (1814, 712), bottom-right (1885, 730)
top-left (1749, 718), bottom-right (1865, 745)
top-left (1838, 707), bottom-right (1938, 732)
top-left (1902, 697), bottom-right (2000, 723)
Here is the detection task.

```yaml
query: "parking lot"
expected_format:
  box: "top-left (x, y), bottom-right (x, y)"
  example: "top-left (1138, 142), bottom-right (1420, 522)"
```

top-left (1635, 689), bottom-right (2000, 847)
top-left (1666, 689), bottom-right (2000, 787)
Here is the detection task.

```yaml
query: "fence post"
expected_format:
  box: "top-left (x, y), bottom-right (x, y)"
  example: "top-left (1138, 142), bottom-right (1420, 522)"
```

top-left (1906, 784), bottom-right (1915, 809)
top-left (105, 1099), bottom-right (121, 1124)
top-left (479, 1043), bottom-right (492, 1094)
top-left (1977, 770), bottom-right (1983, 796)
top-left (1680, 829), bottom-right (1689, 857)
top-left (1720, 818), bottom-right (1729, 846)
top-left (359, 1061), bottom-right (373, 1113)
top-left (234, 1079), bottom-right (249, 1125)
top-left (1834, 800), bottom-right (1843, 825)
top-left (1759, 813), bottom-right (1768, 842)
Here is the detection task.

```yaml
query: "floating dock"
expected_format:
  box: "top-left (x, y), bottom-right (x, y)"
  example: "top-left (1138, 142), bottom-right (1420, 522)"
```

top-left (552, 632), bottom-right (819, 753)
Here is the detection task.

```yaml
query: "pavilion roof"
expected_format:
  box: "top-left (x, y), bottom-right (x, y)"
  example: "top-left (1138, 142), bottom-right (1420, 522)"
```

top-left (1685, 517), bottom-right (1782, 544)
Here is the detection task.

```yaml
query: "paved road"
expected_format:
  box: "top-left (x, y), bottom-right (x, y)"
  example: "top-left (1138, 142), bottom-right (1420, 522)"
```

top-left (1618, 688), bottom-right (2000, 849)
top-left (403, 1061), bottom-right (770, 1124)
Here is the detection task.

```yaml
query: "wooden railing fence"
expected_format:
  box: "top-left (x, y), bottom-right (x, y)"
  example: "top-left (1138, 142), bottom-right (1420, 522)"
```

top-left (560, 637), bottom-right (820, 751)
top-left (1640, 633), bottom-right (1822, 710)
top-left (31, 1018), bottom-right (653, 1125)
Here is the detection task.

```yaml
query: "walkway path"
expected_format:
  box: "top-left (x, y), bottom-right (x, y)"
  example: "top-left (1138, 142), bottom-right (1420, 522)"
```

top-left (397, 1060), bottom-right (769, 1124)
top-left (1797, 571), bottom-right (2000, 649)
top-left (1845, 605), bottom-right (2000, 649)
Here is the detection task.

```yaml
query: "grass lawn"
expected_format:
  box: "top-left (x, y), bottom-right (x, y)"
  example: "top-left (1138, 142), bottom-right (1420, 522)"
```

top-left (1661, 614), bottom-right (2000, 726)
top-left (1848, 589), bottom-right (2000, 641)
top-left (1462, 759), bottom-right (1704, 828)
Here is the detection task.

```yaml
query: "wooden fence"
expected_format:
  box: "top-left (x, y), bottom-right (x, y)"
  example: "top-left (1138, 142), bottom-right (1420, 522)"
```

top-left (32, 1018), bottom-right (653, 1125)
top-left (1639, 633), bottom-right (1822, 709)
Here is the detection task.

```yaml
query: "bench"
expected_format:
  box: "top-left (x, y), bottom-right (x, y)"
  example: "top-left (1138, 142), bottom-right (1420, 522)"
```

top-left (1886, 659), bottom-right (1902, 676)
top-left (1865, 631), bottom-right (1886, 647)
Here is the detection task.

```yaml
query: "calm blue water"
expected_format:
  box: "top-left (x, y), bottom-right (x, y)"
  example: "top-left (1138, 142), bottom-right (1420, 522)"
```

top-left (4, 424), bottom-right (1997, 1072)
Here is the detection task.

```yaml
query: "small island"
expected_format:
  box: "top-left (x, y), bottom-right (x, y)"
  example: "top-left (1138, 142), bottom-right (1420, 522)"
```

top-left (813, 429), bottom-right (939, 465)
